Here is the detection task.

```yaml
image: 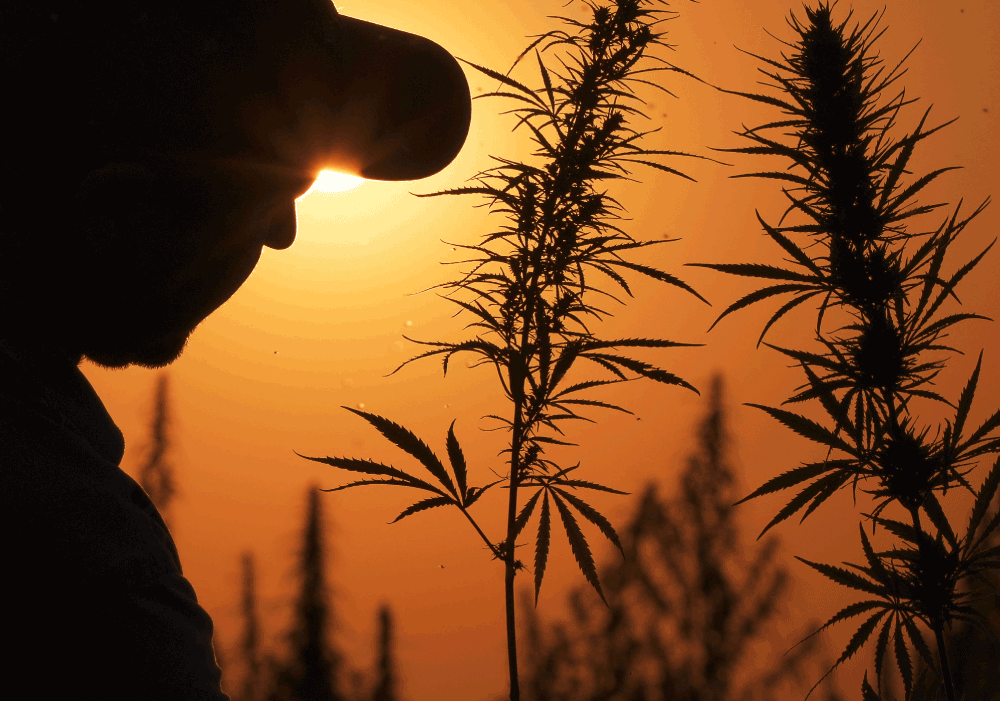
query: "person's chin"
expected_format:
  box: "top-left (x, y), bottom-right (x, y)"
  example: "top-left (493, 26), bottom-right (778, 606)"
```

top-left (83, 325), bottom-right (192, 370)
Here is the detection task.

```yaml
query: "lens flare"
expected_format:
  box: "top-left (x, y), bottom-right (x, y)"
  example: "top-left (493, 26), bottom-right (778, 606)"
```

top-left (299, 170), bottom-right (365, 198)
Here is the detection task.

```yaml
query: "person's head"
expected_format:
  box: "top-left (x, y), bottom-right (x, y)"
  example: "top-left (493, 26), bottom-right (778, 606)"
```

top-left (1, 0), bottom-right (471, 368)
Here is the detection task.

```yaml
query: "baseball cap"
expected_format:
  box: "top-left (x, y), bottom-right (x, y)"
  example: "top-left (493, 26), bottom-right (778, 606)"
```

top-left (237, 0), bottom-right (473, 182)
top-left (2, 1), bottom-right (472, 184)
top-left (327, 13), bottom-right (473, 181)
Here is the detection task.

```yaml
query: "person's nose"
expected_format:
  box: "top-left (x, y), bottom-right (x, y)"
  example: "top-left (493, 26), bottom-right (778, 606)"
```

top-left (263, 200), bottom-right (298, 250)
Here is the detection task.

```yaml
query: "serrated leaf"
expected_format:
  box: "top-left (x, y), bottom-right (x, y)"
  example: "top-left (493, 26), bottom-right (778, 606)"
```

top-left (688, 262), bottom-right (818, 283)
top-left (716, 86), bottom-right (799, 113)
top-left (552, 379), bottom-right (624, 399)
top-left (960, 408), bottom-right (1000, 456)
top-left (534, 49), bottom-right (555, 111)
top-left (862, 672), bottom-right (881, 701)
top-left (836, 610), bottom-right (889, 667)
top-left (757, 469), bottom-right (849, 538)
top-left (532, 435), bottom-right (578, 447)
top-left (554, 488), bottom-right (624, 558)
top-left (757, 291), bottom-right (822, 346)
top-left (921, 492), bottom-right (957, 549)
top-left (513, 489), bottom-right (543, 542)
top-left (320, 477), bottom-right (434, 493)
top-left (553, 479), bottom-right (630, 495)
top-left (860, 524), bottom-right (890, 584)
top-left (621, 158), bottom-right (696, 182)
top-left (795, 556), bottom-right (887, 597)
top-left (534, 491), bottom-right (551, 605)
top-left (811, 600), bottom-right (885, 639)
top-left (446, 420), bottom-right (469, 504)
top-left (458, 57), bottom-right (540, 101)
top-left (874, 517), bottom-right (924, 546)
top-left (390, 496), bottom-right (454, 524)
top-left (797, 469), bottom-right (851, 524)
top-left (756, 210), bottom-right (824, 275)
top-left (888, 167), bottom-right (961, 218)
top-left (736, 459), bottom-right (850, 506)
top-left (296, 453), bottom-right (444, 495)
top-left (609, 260), bottom-right (708, 304)
top-left (894, 618), bottom-right (913, 700)
top-left (874, 614), bottom-right (893, 685)
top-left (748, 403), bottom-right (856, 454)
top-left (706, 283), bottom-right (815, 332)
top-left (926, 238), bottom-right (996, 323)
top-left (901, 616), bottom-right (935, 670)
top-left (953, 351), bottom-right (983, 446)
top-left (967, 457), bottom-right (1000, 554)
top-left (582, 337), bottom-right (702, 351)
top-left (730, 171), bottom-right (814, 187)
top-left (549, 340), bottom-right (584, 392)
top-left (464, 480), bottom-right (503, 509)
top-left (556, 398), bottom-right (633, 415)
top-left (345, 408), bottom-right (459, 498)
top-left (585, 353), bottom-right (698, 393)
top-left (802, 364), bottom-right (857, 444)
top-left (551, 491), bottom-right (606, 605)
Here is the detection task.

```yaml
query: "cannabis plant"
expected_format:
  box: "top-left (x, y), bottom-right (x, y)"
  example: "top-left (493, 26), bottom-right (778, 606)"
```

top-left (693, 4), bottom-right (999, 701)
top-left (296, 1), bottom-right (708, 698)
top-left (518, 376), bottom-right (844, 701)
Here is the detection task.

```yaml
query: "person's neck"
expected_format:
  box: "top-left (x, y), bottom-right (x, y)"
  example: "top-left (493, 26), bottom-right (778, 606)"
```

top-left (0, 331), bottom-right (83, 371)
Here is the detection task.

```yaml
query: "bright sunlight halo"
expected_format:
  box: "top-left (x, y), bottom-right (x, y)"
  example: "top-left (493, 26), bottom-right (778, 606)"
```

top-left (299, 170), bottom-right (365, 198)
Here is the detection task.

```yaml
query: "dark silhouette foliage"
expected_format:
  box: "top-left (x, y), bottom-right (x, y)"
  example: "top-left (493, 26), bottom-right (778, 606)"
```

top-left (138, 373), bottom-right (176, 525)
top-left (372, 605), bottom-right (398, 701)
top-left (236, 552), bottom-right (265, 701)
top-left (879, 505), bottom-right (1000, 701)
top-left (694, 4), bottom-right (999, 700)
top-left (268, 485), bottom-right (344, 701)
top-left (298, 2), bottom-right (713, 697)
top-left (517, 376), bottom-right (843, 701)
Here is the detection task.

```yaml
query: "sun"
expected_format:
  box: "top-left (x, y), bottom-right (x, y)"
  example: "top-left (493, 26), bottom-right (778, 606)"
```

top-left (298, 170), bottom-right (366, 198)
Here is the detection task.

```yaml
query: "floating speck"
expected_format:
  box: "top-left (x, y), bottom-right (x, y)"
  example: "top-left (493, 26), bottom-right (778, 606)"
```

top-left (274, 351), bottom-right (279, 354)
top-left (405, 320), bottom-right (413, 327)
top-left (439, 564), bottom-right (445, 569)
top-left (358, 403), bottom-right (366, 409)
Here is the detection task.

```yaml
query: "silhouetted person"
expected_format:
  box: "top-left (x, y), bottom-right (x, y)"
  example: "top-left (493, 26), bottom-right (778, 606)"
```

top-left (0, 2), bottom-right (470, 698)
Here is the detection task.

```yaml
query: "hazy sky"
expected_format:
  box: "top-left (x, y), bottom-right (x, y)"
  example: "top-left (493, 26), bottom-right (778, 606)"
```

top-left (83, 1), bottom-right (999, 699)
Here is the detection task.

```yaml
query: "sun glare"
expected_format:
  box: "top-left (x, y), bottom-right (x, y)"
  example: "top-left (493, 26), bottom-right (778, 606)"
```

top-left (299, 170), bottom-right (365, 198)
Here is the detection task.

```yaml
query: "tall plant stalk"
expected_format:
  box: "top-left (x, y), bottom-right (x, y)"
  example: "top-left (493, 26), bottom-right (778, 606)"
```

top-left (296, 1), bottom-right (709, 698)
top-left (694, 4), bottom-right (1000, 700)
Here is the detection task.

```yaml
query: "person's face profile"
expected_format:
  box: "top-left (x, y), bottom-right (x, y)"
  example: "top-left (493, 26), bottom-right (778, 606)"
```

top-left (68, 154), bottom-right (316, 369)
top-left (44, 0), bottom-right (471, 370)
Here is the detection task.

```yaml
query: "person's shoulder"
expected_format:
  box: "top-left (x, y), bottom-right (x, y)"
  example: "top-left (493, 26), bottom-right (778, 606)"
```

top-left (1, 395), bottom-right (181, 589)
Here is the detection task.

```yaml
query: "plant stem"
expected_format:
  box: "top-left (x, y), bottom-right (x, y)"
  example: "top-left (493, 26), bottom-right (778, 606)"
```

top-left (505, 362), bottom-right (528, 701)
top-left (457, 506), bottom-right (501, 557)
top-left (909, 505), bottom-right (957, 701)
top-left (934, 625), bottom-right (957, 701)
top-left (505, 551), bottom-right (519, 701)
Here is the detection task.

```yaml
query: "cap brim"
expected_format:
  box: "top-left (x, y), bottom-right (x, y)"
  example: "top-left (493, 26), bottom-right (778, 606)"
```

top-left (326, 15), bottom-right (472, 181)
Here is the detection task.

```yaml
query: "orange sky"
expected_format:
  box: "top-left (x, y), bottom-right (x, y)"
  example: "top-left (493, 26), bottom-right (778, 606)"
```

top-left (83, 1), bottom-right (1000, 699)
